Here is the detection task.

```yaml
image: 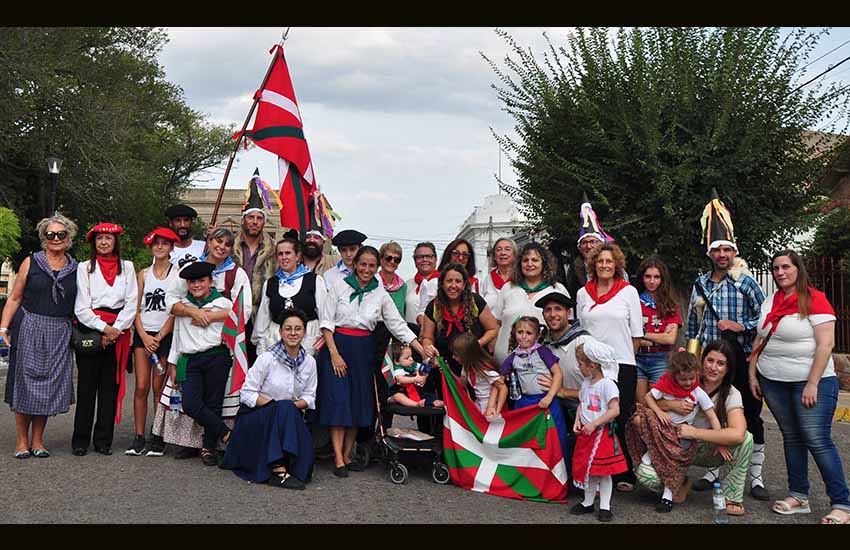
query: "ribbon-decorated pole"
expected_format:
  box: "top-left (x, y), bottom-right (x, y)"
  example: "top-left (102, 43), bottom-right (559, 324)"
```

top-left (209, 29), bottom-right (290, 227)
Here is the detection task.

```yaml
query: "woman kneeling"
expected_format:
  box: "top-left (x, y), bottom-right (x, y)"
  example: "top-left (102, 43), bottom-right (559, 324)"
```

top-left (222, 309), bottom-right (317, 489)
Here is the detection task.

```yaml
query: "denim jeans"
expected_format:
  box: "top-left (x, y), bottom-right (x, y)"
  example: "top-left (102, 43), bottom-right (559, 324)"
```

top-left (635, 352), bottom-right (668, 382)
top-left (759, 374), bottom-right (850, 511)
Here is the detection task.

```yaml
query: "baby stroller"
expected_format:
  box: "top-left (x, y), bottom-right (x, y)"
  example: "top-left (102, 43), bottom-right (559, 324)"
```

top-left (363, 371), bottom-right (451, 485)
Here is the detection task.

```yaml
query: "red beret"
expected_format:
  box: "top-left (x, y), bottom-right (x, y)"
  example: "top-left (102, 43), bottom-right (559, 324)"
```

top-left (85, 222), bottom-right (123, 242)
top-left (143, 227), bottom-right (179, 246)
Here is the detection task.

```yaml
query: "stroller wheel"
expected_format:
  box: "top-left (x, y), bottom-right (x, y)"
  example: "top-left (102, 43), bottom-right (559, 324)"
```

top-left (389, 463), bottom-right (408, 485)
top-left (432, 462), bottom-right (451, 484)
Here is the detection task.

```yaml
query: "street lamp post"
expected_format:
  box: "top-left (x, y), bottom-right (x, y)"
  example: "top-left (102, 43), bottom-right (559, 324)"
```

top-left (46, 156), bottom-right (62, 216)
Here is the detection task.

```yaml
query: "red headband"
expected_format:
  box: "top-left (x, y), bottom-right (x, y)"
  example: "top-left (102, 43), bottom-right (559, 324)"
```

top-left (143, 227), bottom-right (179, 246)
top-left (86, 222), bottom-right (123, 242)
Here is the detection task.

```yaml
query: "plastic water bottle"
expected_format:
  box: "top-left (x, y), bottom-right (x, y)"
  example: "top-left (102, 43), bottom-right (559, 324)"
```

top-left (169, 388), bottom-right (182, 417)
top-left (150, 353), bottom-right (165, 375)
top-left (712, 482), bottom-right (728, 524)
top-left (508, 371), bottom-right (522, 401)
top-left (0, 335), bottom-right (9, 369)
top-left (418, 362), bottom-right (432, 376)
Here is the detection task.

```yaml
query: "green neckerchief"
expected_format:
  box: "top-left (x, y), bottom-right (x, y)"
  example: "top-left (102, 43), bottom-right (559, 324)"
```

top-left (519, 280), bottom-right (551, 293)
top-left (344, 273), bottom-right (378, 304)
top-left (185, 287), bottom-right (225, 308)
top-left (176, 287), bottom-right (227, 383)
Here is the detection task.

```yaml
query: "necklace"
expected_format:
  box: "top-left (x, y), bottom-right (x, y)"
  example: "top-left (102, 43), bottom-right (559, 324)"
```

top-left (152, 261), bottom-right (171, 280)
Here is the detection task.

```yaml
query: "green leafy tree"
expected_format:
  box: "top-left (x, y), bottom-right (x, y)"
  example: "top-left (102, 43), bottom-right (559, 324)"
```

top-left (484, 27), bottom-right (850, 289)
top-left (810, 207), bottom-right (850, 259)
top-left (0, 207), bottom-right (22, 262)
top-left (0, 27), bottom-right (233, 269)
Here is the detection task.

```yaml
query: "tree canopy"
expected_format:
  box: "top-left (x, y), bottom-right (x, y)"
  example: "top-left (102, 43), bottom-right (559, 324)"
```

top-left (0, 207), bottom-right (21, 263)
top-left (0, 27), bottom-right (233, 268)
top-left (485, 27), bottom-right (850, 289)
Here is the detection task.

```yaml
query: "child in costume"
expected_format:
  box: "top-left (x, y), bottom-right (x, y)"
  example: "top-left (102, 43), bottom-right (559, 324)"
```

top-left (387, 339), bottom-right (444, 408)
top-left (570, 339), bottom-right (628, 522)
top-left (626, 349), bottom-right (722, 512)
top-left (499, 316), bottom-right (567, 453)
top-left (450, 332), bottom-right (506, 418)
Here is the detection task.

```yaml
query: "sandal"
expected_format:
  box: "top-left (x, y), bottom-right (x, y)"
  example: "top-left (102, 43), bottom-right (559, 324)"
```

top-left (31, 448), bottom-right (50, 458)
top-left (13, 450), bottom-right (31, 459)
top-left (822, 510), bottom-right (850, 524)
top-left (201, 448), bottom-right (218, 467)
top-left (726, 502), bottom-right (745, 516)
top-left (773, 496), bottom-right (811, 515)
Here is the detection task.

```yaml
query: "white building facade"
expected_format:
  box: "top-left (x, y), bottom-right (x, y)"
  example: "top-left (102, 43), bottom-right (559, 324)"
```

top-left (456, 194), bottom-right (525, 282)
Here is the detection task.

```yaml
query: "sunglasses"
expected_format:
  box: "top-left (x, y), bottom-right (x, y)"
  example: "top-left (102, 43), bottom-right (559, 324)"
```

top-left (45, 231), bottom-right (69, 241)
top-left (413, 254), bottom-right (436, 261)
top-left (383, 255), bottom-right (402, 264)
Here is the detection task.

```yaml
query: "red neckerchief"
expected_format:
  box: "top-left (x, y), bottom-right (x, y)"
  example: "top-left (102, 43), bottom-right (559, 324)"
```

top-left (489, 268), bottom-right (508, 290)
top-left (93, 308), bottom-right (131, 424)
top-left (380, 271), bottom-right (405, 292)
top-left (652, 371), bottom-right (697, 400)
top-left (96, 254), bottom-right (119, 286)
top-left (442, 304), bottom-right (465, 337)
top-left (469, 276), bottom-right (479, 294)
top-left (414, 270), bottom-right (439, 294)
top-left (585, 278), bottom-right (630, 310)
top-left (761, 287), bottom-right (834, 336)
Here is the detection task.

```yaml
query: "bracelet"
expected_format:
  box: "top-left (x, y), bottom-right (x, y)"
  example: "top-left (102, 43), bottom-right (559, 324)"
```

top-left (0, 328), bottom-right (7, 333)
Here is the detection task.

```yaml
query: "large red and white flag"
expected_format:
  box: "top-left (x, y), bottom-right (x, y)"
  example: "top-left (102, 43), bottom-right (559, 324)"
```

top-left (440, 359), bottom-right (568, 503)
top-left (237, 44), bottom-right (316, 236)
top-left (221, 288), bottom-right (248, 394)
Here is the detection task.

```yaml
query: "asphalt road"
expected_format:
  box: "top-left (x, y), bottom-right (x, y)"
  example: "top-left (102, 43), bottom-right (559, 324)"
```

top-left (2, 366), bottom-right (849, 524)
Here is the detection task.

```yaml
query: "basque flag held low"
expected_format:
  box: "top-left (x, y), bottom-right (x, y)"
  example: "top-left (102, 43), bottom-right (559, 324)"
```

top-left (221, 287), bottom-right (248, 394)
top-left (439, 358), bottom-right (568, 503)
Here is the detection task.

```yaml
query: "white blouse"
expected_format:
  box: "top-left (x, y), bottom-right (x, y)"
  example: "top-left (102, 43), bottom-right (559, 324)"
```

top-left (576, 284), bottom-right (644, 372)
top-left (74, 260), bottom-right (138, 332)
top-left (166, 294), bottom-right (232, 364)
top-left (491, 282), bottom-right (568, 365)
top-left (320, 277), bottom-right (417, 345)
top-left (479, 268), bottom-right (510, 311)
top-left (165, 264), bottom-right (253, 321)
top-left (322, 261), bottom-right (352, 290)
top-left (239, 350), bottom-right (318, 410)
top-left (252, 275), bottom-right (327, 355)
top-left (403, 274), bottom-right (439, 325)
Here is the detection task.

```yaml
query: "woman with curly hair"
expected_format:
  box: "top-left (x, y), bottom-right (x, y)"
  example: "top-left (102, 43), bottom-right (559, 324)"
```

top-left (419, 263), bottom-right (499, 379)
top-left (635, 256), bottom-right (682, 405)
top-left (437, 238), bottom-right (480, 294)
top-left (491, 242), bottom-right (568, 365)
top-left (576, 242), bottom-right (643, 491)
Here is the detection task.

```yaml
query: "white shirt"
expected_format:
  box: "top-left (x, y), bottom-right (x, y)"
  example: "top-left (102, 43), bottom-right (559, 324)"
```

top-left (491, 282), bottom-right (568, 365)
top-left (547, 332), bottom-right (601, 390)
top-left (320, 277), bottom-right (416, 345)
top-left (576, 284), bottom-right (643, 371)
top-left (694, 386), bottom-right (743, 429)
top-left (139, 263), bottom-right (179, 332)
top-left (239, 349), bottom-right (318, 410)
top-left (464, 367), bottom-right (502, 414)
top-left (169, 240), bottom-right (206, 269)
top-left (165, 265), bottom-right (253, 321)
top-left (322, 261), bottom-right (352, 290)
top-left (479, 268), bottom-right (510, 311)
top-left (402, 274), bottom-right (439, 325)
top-left (166, 294), bottom-right (232, 364)
top-left (74, 260), bottom-right (138, 332)
top-left (578, 377), bottom-right (620, 425)
top-left (756, 292), bottom-right (836, 382)
top-left (252, 275), bottom-right (327, 355)
top-left (649, 386), bottom-right (714, 425)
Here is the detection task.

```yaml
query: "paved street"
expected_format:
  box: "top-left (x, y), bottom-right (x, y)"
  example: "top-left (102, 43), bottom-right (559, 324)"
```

top-left (2, 366), bottom-right (849, 524)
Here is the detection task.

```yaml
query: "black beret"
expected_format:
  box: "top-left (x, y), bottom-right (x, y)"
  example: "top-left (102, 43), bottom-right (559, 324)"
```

top-left (282, 228), bottom-right (300, 241)
top-left (165, 204), bottom-right (198, 220)
top-left (534, 291), bottom-right (574, 310)
top-left (179, 261), bottom-right (215, 280)
top-left (331, 229), bottom-right (367, 247)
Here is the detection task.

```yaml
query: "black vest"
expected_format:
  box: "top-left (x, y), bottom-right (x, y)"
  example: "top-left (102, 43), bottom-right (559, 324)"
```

top-left (266, 272), bottom-right (318, 321)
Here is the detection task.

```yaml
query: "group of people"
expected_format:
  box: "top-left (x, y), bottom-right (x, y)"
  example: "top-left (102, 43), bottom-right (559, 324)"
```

top-left (1, 183), bottom-right (848, 524)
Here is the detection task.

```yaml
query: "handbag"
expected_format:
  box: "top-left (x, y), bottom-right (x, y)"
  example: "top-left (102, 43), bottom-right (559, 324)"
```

top-left (71, 321), bottom-right (103, 355)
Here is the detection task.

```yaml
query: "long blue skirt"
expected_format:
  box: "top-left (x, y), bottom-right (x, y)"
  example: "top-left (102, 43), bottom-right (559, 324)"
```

top-left (317, 332), bottom-right (375, 428)
top-left (221, 401), bottom-right (314, 483)
top-left (516, 393), bottom-right (568, 459)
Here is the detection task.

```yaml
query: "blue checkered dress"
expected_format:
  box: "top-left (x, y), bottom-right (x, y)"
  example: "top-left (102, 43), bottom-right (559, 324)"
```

top-left (686, 272), bottom-right (765, 356)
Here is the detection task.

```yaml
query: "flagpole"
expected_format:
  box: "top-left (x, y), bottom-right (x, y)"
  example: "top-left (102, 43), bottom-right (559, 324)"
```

top-left (210, 30), bottom-right (290, 227)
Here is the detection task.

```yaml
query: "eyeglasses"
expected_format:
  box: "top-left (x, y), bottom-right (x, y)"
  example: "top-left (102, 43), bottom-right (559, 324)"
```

top-left (579, 240), bottom-right (600, 249)
top-left (383, 255), bottom-right (402, 264)
top-left (45, 231), bottom-right (68, 241)
top-left (451, 250), bottom-right (470, 258)
top-left (413, 254), bottom-right (436, 261)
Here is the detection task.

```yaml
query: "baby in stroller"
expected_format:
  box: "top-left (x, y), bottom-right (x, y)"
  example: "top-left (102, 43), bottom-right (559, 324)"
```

top-left (387, 341), bottom-right (444, 408)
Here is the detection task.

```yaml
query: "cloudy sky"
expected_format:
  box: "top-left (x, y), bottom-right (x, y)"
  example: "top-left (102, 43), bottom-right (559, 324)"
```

top-left (159, 27), bottom-right (850, 279)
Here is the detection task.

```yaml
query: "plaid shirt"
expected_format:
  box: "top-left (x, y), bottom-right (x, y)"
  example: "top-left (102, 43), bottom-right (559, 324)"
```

top-left (686, 271), bottom-right (765, 356)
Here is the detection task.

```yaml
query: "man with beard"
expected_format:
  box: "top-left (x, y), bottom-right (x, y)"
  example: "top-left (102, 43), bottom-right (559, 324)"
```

top-left (301, 230), bottom-right (340, 276)
top-left (165, 204), bottom-right (206, 269)
top-left (232, 180), bottom-right (277, 366)
top-left (686, 188), bottom-right (768, 501)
